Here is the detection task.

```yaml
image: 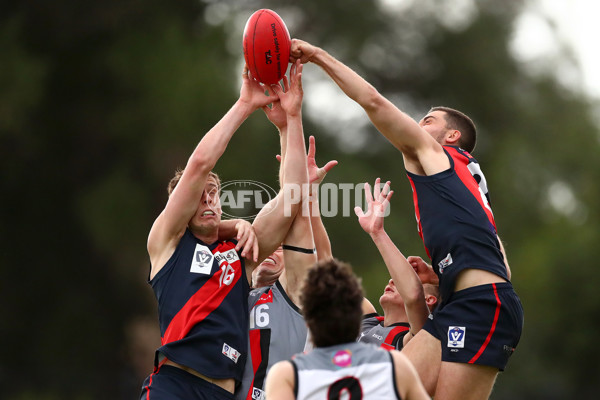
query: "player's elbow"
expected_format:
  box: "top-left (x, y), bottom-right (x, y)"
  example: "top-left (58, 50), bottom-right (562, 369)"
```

top-left (187, 152), bottom-right (214, 175)
top-left (359, 85), bottom-right (385, 112)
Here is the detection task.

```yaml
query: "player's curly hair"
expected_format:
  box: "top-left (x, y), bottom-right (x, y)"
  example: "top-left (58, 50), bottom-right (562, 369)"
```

top-left (167, 169), bottom-right (220, 196)
top-left (300, 259), bottom-right (364, 347)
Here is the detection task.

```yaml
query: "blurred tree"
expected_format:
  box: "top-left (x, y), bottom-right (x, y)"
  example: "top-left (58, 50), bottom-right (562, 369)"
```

top-left (1, 0), bottom-right (598, 398)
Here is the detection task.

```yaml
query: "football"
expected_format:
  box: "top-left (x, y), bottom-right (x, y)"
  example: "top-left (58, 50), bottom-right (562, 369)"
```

top-left (243, 9), bottom-right (291, 85)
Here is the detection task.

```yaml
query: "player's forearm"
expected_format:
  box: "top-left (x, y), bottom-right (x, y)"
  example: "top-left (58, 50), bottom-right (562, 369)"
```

top-left (282, 114), bottom-right (308, 186)
top-left (370, 230), bottom-right (424, 302)
top-left (310, 48), bottom-right (427, 155)
top-left (310, 197), bottom-right (333, 261)
top-left (278, 126), bottom-right (288, 185)
top-left (251, 115), bottom-right (308, 268)
top-left (189, 100), bottom-right (254, 171)
top-left (311, 47), bottom-right (379, 111)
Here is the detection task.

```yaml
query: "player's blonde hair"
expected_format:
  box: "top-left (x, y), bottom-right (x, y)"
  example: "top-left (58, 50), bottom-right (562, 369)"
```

top-left (167, 169), bottom-right (221, 196)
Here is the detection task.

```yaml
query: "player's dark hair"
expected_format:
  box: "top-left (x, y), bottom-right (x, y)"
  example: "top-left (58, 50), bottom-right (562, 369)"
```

top-left (167, 169), bottom-right (220, 196)
top-left (300, 259), bottom-right (364, 347)
top-left (429, 106), bottom-right (477, 153)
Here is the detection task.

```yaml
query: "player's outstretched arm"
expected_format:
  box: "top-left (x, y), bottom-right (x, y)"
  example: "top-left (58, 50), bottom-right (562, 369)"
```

top-left (290, 39), bottom-right (447, 175)
top-left (147, 65), bottom-right (277, 278)
top-left (306, 135), bottom-right (337, 262)
top-left (249, 61), bottom-right (309, 274)
top-left (275, 134), bottom-right (336, 261)
top-left (355, 179), bottom-right (430, 336)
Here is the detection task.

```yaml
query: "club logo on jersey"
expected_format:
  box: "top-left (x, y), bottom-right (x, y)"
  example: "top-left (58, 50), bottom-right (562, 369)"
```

top-left (190, 244), bottom-right (214, 274)
top-left (252, 387), bottom-right (266, 400)
top-left (332, 350), bottom-right (353, 368)
top-left (438, 253), bottom-right (453, 274)
top-left (214, 248), bottom-right (239, 266)
top-left (448, 326), bottom-right (466, 348)
top-left (222, 342), bottom-right (241, 363)
top-left (224, 248), bottom-right (240, 263)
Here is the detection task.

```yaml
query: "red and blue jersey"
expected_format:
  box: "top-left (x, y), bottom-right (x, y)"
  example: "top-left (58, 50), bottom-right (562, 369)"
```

top-left (406, 146), bottom-right (509, 303)
top-left (149, 229), bottom-right (250, 382)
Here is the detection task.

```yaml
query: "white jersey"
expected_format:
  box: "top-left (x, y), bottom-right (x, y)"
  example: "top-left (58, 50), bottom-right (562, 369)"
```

top-left (292, 341), bottom-right (401, 400)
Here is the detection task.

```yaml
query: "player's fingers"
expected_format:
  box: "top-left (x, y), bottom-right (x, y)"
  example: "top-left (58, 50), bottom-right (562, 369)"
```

top-left (270, 83), bottom-right (281, 96)
top-left (252, 236), bottom-right (259, 262)
top-left (236, 225), bottom-right (249, 251)
top-left (381, 190), bottom-right (394, 210)
top-left (364, 182), bottom-right (373, 203)
top-left (354, 206), bottom-right (365, 218)
top-left (322, 160), bottom-right (338, 173)
top-left (282, 75), bottom-right (289, 92)
top-left (381, 180), bottom-right (391, 198)
top-left (308, 135), bottom-right (316, 158)
top-left (276, 154), bottom-right (282, 163)
top-left (373, 178), bottom-right (381, 200)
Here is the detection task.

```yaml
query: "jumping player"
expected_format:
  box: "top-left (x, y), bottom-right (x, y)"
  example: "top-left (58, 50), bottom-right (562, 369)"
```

top-left (265, 259), bottom-right (430, 400)
top-left (291, 39), bottom-right (524, 399)
top-left (140, 61), bottom-right (308, 400)
top-left (355, 179), bottom-right (439, 351)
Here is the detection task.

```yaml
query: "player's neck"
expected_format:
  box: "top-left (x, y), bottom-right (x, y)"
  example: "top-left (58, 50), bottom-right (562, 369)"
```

top-left (383, 306), bottom-right (408, 327)
top-left (190, 226), bottom-right (219, 245)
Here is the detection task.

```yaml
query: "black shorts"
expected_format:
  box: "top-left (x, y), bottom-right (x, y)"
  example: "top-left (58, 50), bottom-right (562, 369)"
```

top-left (423, 282), bottom-right (523, 371)
top-left (139, 365), bottom-right (234, 400)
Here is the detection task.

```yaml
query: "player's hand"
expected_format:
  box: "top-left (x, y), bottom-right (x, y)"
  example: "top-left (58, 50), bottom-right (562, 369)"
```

top-left (354, 178), bottom-right (393, 235)
top-left (240, 65), bottom-right (279, 110)
top-left (307, 135), bottom-right (337, 188)
top-left (269, 60), bottom-right (303, 117)
top-left (262, 99), bottom-right (287, 132)
top-left (234, 219), bottom-right (259, 262)
top-left (290, 39), bottom-right (318, 64)
top-left (407, 255), bottom-right (439, 285)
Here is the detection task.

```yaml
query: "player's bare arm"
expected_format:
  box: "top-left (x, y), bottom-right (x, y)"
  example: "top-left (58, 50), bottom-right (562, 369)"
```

top-left (355, 178), bottom-right (430, 336)
top-left (247, 61), bottom-right (309, 279)
top-left (290, 39), bottom-right (449, 176)
top-left (306, 135), bottom-right (337, 261)
top-left (270, 101), bottom-right (318, 305)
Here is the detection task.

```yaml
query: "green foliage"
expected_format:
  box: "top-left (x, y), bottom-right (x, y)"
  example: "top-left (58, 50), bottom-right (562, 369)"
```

top-left (1, 0), bottom-right (599, 398)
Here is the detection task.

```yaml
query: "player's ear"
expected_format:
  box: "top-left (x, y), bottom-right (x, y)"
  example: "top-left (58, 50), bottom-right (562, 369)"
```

top-left (446, 129), bottom-right (461, 145)
top-left (425, 294), bottom-right (438, 308)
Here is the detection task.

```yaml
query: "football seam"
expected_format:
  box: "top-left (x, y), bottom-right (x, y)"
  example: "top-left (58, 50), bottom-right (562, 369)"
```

top-left (251, 10), bottom-right (264, 83)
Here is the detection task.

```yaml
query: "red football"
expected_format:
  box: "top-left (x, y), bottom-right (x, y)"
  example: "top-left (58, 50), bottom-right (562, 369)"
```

top-left (243, 9), bottom-right (291, 85)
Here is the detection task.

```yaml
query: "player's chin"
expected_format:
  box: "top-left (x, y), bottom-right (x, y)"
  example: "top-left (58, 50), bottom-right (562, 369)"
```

top-left (193, 217), bottom-right (220, 233)
top-left (379, 294), bottom-right (401, 307)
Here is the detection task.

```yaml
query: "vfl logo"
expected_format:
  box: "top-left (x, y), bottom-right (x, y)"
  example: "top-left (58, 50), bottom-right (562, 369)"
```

top-left (438, 253), bottom-right (453, 274)
top-left (190, 244), bottom-right (213, 274)
top-left (447, 326), bottom-right (466, 348)
top-left (252, 387), bottom-right (265, 400)
top-left (222, 342), bottom-right (241, 363)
